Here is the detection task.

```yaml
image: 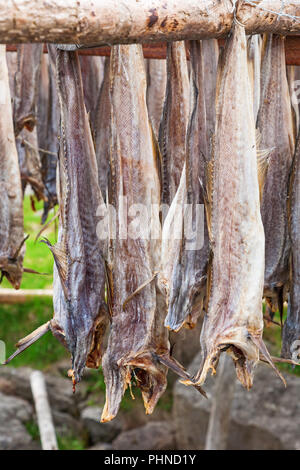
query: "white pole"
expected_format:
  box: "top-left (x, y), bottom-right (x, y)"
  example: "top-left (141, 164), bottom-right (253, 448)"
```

top-left (30, 370), bottom-right (58, 450)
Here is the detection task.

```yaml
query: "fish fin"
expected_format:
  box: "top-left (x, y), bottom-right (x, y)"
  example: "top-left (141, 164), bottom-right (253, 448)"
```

top-left (12, 234), bottom-right (29, 260)
top-left (122, 272), bottom-right (158, 310)
top-left (36, 209), bottom-right (60, 242)
top-left (250, 334), bottom-right (287, 387)
top-left (150, 120), bottom-right (163, 194)
top-left (4, 321), bottom-right (51, 364)
top-left (205, 131), bottom-right (215, 245)
top-left (104, 260), bottom-right (113, 318)
top-left (156, 352), bottom-right (207, 398)
top-left (255, 128), bottom-right (272, 202)
top-left (23, 268), bottom-right (50, 275)
top-left (40, 238), bottom-right (68, 298)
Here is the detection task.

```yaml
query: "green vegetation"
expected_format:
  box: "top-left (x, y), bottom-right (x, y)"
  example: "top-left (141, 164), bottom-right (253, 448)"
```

top-left (25, 420), bottom-right (86, 450)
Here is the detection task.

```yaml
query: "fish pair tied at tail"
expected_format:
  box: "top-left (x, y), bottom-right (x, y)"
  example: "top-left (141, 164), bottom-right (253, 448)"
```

top-left (101, 44), bottom-right (205, 423)
top-left (257, 34), bottom-right (295, 324)
top-left (6, 46), bottom-right (109, 386)
top-left (183, 22), bottom-right (285, 390)
top-left (160, 39), bottom-right (212, 332)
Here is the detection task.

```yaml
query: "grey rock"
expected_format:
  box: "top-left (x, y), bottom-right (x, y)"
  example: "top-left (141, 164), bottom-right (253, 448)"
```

top-left (52, 409), bottom-right (85, 438)
top-left (173, 352), bottom-right (300, 450)
top-left (0, 366), bottom-right (87, 414)
top-left (112, 421), bottom-right (176, 450)
top-left (81, 406), bottom-right (122, 444)
top-left (87, 443), bottom-right (113, 450)
top-left (0, 391), bottom-right (35, 450)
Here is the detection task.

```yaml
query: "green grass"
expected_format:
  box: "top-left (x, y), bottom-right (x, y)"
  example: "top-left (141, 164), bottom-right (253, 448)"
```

top-left (0, 195), bottom-right (66, 369)
top-left (25, 420), bottom-right (86, 450)
top-left (1, 195), bottom-right (57, 290)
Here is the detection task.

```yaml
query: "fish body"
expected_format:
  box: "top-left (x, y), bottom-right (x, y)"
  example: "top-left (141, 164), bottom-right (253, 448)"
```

top-left (202, 39), bottom-right (219, 146)
top-left (40, 50), bottom-right (60, 223)
top-left (159, 41), bottom-right (190, 206)
top-left (14, 44), bottom-right (43, 136)
top-left (94, 57), bottom-right (111, 198)
top-left (0, 45), bottom-right (25, 288)
top-left (282, 134), bottom-right (300, 359)
top-left (162, 40), bottom-right (209, 332)
top-left (79, 55), bottom-right (104, 133)
top-left (47, 46), bottom-right (108, 384)
top-left (16, 126), bottom-right (46, 201)
top-left (101, 44), bottom-right (168, 423)
top-left (192, 23), bottom-right (269, 389)
top-left (146, 58), bottom-right (167, 137)
top-left (247, 34), bottom-right (261, 123)
top-left (257, 35), bottom-right (295, 317)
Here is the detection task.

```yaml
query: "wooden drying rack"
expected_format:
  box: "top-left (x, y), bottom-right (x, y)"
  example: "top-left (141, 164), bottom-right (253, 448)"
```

top-left (6, 38), bottom-right (300, 66)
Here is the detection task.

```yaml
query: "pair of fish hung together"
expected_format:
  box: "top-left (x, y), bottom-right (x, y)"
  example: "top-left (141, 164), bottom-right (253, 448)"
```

top-left (166, 24), bottom-right (286, 389)
top-left (5, 46), bottom-right (109, 388)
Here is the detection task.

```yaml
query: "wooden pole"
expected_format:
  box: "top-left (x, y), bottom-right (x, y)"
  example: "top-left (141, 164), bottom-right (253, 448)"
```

top-left (30, 370), bottom-right (58, 451)
top-left (6, 37), bottom-right (300, 65)
top-left (205, 355), bottom-right (236, 450)
top-left (1, 1), bottom-right (300, 46)
top-left (0, 288), bottom-right (53, 303)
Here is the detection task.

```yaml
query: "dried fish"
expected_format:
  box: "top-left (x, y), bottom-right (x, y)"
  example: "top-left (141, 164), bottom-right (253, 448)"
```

top-left (48, 46), bottom-right (108, 383)
top-left (79, 55), bottom-right (104, 134)
top-left (146, 58), bottom-right (167, 137)
top-left (101, 44), bottom-right (168, 423)
top-left (94, 57), bottom-right (111, 198)
top-left (0, 45), bottom-right (25, 289)
top-left (159, 41), bottom-right (190, 206)
top-left (257, 35), bottom-right (295, 320)
top-left (282, 133), bottom-right (300, 359)
top-left (40, 49), bottom-right (59, 223)
top-left (16, 126), bottom-right (46, 201)
top-left (247, 34), bottom-right (261, 123)
top-left (202, 39), bottom-right (219, 147)
top-left (14, 44), bottom-right (43, 136)
top-left (161, 40), bottom-right (209, 332)
top-left (185, 23), bottom-right (283, 390)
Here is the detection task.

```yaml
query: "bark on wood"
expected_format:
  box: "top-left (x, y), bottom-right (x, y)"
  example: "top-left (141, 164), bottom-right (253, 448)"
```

top-left (205, 354), bottom-right (236, 450)
top-left (30, 370), bottom-right (58, 451)
top-left (1, 1), bottom-right (300, 46)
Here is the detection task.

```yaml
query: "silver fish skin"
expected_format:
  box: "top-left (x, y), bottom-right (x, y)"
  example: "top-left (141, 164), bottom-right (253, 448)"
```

top-left (16, 126), bottom-right (46, 201)
top-left (14, 44), bottom-right (43, 136)
top-left (159, 41), bottom-right (190, 206)
top-left (202, 39), bottom-right (219, 146)
top-left (47, 46), bottom-right (108, 385)
top-left (79, 55), bottom-right (104, 133)
top-left (146, 58), bottom-right (167, 138)
top-left (101, 44), bottom-right (168, 423)
top-left (94, 57), bottom-right (111, 198)
top-left (282, 133), bottom-right (300, 359)
top-left (162, 40), bottom-right (209, 332)
top-left (189, 23), bottom-right (270, 390)
top-left (0, 45), bottom-right (25, 289)
top-left (287, 66), bottom-right (300, 143)
top-left (40, 50), bottom-right (60, 223)
top-left (247, 34), bottom-right (261, 123)
top-left (257, 35), bottom-right (295, 317)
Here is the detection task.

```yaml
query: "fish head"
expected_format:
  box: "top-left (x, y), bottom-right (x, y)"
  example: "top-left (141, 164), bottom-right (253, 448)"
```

top-left (1, 258), bottom-right (23, 289)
